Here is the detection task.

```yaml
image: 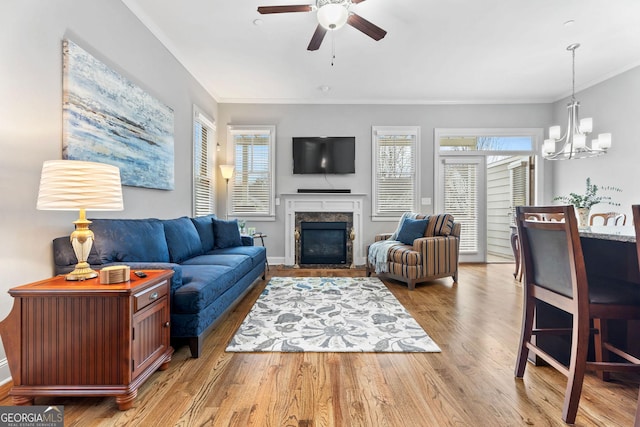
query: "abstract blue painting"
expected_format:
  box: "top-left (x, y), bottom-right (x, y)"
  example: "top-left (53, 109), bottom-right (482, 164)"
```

top-left (62, 39), bottom-right (174, 190)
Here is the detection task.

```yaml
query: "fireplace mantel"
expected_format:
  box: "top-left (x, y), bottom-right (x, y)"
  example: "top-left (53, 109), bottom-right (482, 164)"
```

top-left (282, 193), bottom-right (366, 266)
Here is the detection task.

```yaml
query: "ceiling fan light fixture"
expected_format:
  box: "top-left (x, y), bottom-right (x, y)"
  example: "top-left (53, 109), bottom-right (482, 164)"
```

top-left (317, 3), bottom-right (349, 30)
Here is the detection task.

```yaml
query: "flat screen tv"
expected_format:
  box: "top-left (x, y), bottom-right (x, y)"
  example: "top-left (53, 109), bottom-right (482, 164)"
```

top-left (292, 137), bottom-right (355, 174)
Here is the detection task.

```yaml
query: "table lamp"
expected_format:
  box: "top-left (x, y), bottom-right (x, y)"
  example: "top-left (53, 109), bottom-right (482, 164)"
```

top-left (37, 160), bottom-right (124, 281)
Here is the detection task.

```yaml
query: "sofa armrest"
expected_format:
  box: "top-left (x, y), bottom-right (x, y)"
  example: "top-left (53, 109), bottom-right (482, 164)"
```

top-left (241, 235), bottom-right (254, 246)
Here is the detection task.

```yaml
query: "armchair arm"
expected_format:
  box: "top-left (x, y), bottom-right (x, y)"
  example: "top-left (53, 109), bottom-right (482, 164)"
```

top-left (375, 233), bottom-right (394, 242)
top-left (412, 235), bottom-right (460, 275)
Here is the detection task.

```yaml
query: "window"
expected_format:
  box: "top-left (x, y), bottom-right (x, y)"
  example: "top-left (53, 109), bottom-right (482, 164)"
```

top-left (193, 108), bottom-right (216, 216)
top-left (372, 126), bottom-right (420, 218)
top-left (442, 159), bottom-right (481, 254)
top-left (226, 125), bottom-right (275, 218)
top-left (509, 158), bottom-right (531, 225)
top-left (439, 136), bottom-right (534, 151)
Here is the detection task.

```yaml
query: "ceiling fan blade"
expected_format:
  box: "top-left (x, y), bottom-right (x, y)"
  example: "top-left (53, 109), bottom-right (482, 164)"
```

top-left (307, 24), bottom-right (327, 51)
top-left (257, 5), bottom-right (313, 14)
top-left (351, 0), bottom-right (367, 3)
top-left (347, 13), bottom-right (387, 41)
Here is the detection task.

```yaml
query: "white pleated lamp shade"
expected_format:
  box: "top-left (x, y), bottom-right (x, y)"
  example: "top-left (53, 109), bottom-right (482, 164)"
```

top-left (37, 160), bottom-right (124, 211)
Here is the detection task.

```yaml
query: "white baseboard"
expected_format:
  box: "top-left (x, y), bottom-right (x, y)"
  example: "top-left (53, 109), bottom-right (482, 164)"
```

top-left (268, 256), bottom-right (285, 266)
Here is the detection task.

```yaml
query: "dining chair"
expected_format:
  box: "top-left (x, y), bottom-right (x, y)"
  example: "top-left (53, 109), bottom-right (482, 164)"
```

top-left (589, 211), bottom-right (627, 226)
top-left (514, 205), bottom-right (640, 424)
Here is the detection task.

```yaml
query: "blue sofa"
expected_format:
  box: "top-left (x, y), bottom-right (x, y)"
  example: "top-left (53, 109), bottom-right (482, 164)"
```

top-left (52, 215), bottom-right (266, 358)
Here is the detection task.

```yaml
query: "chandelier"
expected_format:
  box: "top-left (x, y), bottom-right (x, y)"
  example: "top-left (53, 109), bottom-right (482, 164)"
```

top-left (543, 43), bottom-right (612, 160)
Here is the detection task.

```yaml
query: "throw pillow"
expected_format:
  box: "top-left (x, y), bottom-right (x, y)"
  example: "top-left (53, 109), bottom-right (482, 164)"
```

top-left (396, 217), bottom-right (428, 245)
top-left (425, 214), bottom-right (454, 236)
top-left (213, 218), bottom-right (242, 249)
top-left (163, 217), bottom-right (204, 263)
top-left (191, 214), bottom-right (217, 252)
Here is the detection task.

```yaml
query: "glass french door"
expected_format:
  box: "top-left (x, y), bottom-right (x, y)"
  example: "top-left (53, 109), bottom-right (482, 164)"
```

top-left (439, 156), bottom-right (486, 263)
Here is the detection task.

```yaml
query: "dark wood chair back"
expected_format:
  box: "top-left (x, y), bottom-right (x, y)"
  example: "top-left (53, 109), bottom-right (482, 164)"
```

top-left (517, 205), bottom-right (585, 304)
top-left (524, 212), bottom-right (565, 222)
top-left (590, 211), bottom-right (627, 226)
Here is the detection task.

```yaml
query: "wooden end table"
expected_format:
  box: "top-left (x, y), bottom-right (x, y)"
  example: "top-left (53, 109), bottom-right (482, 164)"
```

top-left (0, 269), bottom-right (174, 410)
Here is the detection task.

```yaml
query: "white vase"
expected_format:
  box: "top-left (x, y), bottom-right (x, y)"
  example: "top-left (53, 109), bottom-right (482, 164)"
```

top-left (576, 207), bottom-right (590, 228)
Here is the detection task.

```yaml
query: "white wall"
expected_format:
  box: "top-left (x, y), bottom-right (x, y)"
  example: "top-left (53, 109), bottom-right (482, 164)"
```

top-left (217, 103), bottom-right (552, 262)
top-left (551, 66), bottom-right (640, 219)
top-left (0, 0), bottom-right (216, 383)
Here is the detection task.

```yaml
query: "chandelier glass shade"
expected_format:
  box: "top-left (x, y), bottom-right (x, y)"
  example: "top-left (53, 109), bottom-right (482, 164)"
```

top-left (543, 43), bottom-right (611, 160)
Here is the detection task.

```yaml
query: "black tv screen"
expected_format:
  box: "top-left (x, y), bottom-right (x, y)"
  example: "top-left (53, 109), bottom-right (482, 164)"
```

top-left (292, 137), bottom-right (355, 174)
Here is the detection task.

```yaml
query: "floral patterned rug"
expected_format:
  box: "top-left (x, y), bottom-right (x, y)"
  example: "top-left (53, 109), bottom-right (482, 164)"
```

top-left (226, 277), bottom-right (441, 353)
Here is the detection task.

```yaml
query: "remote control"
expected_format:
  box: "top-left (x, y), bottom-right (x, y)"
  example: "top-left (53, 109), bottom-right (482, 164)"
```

top-left (134, 271), bottom-right (147, 278)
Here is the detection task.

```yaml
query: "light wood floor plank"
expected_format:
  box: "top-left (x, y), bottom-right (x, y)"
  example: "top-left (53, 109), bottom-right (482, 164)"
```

top-left (2, 264), bottom-right (639, 426)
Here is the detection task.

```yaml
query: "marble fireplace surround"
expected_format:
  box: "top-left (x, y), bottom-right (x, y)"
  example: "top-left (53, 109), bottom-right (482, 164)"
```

top-left (282, 193), bottom-right (366, 266)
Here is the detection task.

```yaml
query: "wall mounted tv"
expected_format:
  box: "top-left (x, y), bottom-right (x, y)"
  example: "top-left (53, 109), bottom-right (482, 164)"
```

top-left (292, 137), bottom-right (355, 174)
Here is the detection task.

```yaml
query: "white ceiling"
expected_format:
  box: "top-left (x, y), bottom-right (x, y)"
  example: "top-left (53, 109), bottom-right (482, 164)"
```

top-left (122, 0), bottom-right (640, 104)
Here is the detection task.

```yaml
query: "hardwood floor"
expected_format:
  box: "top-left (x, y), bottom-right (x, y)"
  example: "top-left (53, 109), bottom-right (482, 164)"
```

top-left (2, 264), bottom-right (639, 426)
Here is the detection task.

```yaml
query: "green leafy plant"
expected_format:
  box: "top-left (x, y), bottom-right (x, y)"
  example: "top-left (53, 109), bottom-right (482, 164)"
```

top-left (553, 178), bottom-right (621, 209)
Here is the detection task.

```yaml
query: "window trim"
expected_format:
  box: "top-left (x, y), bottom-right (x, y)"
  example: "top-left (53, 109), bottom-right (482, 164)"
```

top-left (192, 105), bottom-right (216, 217)
top-left (226, 124), bottom-right (276, 220)
top-left (371, 125), bottom-right (421, 221)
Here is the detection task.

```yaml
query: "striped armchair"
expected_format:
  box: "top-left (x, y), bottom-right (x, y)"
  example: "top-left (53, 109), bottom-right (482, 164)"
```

top-left (366, 213), bottom-right (461, 290)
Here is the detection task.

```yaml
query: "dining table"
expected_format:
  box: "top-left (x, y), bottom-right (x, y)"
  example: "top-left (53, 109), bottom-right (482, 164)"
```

top-left (579, 225), bottom-right (639, 284)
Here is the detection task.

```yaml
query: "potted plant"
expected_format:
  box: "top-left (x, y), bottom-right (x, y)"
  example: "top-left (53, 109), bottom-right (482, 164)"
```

top-left (553, 178), bottom-right (621, 227)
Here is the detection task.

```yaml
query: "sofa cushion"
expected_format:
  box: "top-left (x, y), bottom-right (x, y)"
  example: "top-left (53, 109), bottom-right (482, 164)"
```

top-left (213, 218), bottom-right (242, 248)
top-left (173, 265), bottom-right (237, 314)
top-left (425, 214), bottom-right (454, 237)
top-left (396, 217), bottom-right (428, 245)
top-left (181, 254), bottom-right (252, 281)
top-left (191, 214), bottom-right (216, 252)
top-left (163, 217), bottom-right (204, 263)
top-left (91, 219), bottom-right (169, 263)
top-left (208, 245), bottom-right (266, 269)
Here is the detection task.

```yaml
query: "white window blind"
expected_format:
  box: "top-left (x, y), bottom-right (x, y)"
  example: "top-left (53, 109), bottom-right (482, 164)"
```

top-left (193, 110), bottom-right (215, 216)
top-left (443, 162), bottom-right (478, 253)
top-left (509, 158), bottom-right (530, 225)
top-left (228, 126), bottom-right (275, 217)
top-left (372, 127), bottom-right (419, 217)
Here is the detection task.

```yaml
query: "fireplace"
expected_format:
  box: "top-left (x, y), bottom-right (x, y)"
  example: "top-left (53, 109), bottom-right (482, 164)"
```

top-left (283, 193), bottom-right (365, 266)
top-left (300, 221), bottom-right (347, 265)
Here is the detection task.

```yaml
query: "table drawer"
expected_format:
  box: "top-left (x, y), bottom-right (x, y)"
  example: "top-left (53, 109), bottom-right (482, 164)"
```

top-left (134, 280), bottom-right (168, 312)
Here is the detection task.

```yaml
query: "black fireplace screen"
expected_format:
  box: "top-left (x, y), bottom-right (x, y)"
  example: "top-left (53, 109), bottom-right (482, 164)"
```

top-left (300, 221), bottom-right (347, 264)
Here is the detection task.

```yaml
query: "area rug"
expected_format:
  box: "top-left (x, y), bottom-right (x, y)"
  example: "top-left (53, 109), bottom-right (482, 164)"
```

top-left (226, 276), bottom-right (441, 353)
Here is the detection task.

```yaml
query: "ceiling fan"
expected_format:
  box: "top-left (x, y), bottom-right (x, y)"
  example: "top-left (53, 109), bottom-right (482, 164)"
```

top-left (257, 0), bottom-right (387, 51)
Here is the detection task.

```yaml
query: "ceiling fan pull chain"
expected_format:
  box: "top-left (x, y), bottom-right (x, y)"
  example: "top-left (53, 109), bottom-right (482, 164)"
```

top-left (331, 30), bottom-right (336, 66)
